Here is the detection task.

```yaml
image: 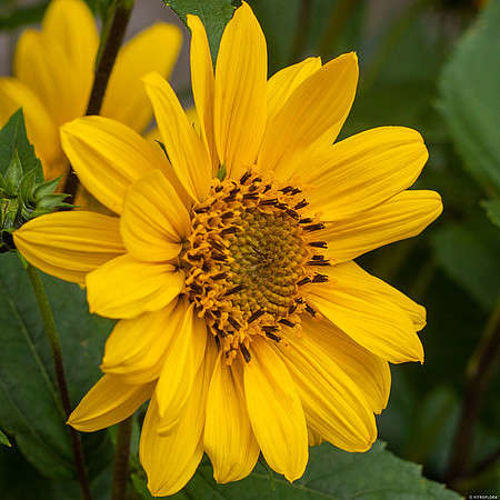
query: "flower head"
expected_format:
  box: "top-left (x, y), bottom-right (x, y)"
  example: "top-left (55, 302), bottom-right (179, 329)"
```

top-left (0, 0), bottom-right (182, 180)
top-left (14, 2), bottom-right (442, 496)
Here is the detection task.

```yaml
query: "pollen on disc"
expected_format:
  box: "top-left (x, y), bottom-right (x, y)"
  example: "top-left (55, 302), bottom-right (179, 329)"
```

top-left (180, 171), bottom-right (330, 363)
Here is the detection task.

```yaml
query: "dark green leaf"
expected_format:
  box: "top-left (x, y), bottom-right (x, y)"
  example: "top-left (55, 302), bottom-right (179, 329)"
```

top-left (0, 429), bottom-right (10, 447)
top-left (439, 0), bottom-right (500, 195)
top-left (0, 110), bottom-right (42, 181)
top-left (0, 1), bottom-right (48, 30)
top-left (0, 252), bottom-right (113, 478)
top-left (163, 0), bottom-right (236, 60)
top-left (431, 220), bottom-right (500, 311)
top-left (134, 442), bottom-right (458, 499)
top-left (482, 199), bottom-right (500, 229)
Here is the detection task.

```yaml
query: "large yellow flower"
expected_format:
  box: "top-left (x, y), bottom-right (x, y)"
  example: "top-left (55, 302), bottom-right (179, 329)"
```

top-left (14, 2), bottom-right (442, 496)
top-left (0, 0), bottom-right (181, 181)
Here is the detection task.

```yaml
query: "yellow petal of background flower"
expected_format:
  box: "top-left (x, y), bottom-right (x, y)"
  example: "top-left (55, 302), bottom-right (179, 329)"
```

top-left (204, 354), bottom-right (259, 483)
top-left (321, 190), bottom-right (443, 263)
top-left (302, 126), bottom-right (429, 221)
top-left (13, 211), bottom-right (124, 285)
top-left (214, 2), bottom-right (267, 179)
top-left (144, 72), bottom-right (211, 201)
top-left (140, 339), bottom-right (217, 497)
top-left (86, 254), bottom-right (183, 319)
top-left (121, 170), bottom-right (190, 262)
top-left (267, 57), bottom-right (321, 121)
top-left (244, 337), bottom-right (308, 482)
top-left (102, 23), bottom-right (182, 133)
top-left (60, 116), bottom-right (169, 214)
top-left (101, 301), bottom-right (179, 384)
top-left (156, 302), bottom-right (207, 432)
top-left (40, 0), bottom-right (98, 101)
top-left (187, 15), bottom-right (219, 174)
top-left (14, 25), bottom-right (91, 127)
top-left (302, 317), bottom-right (391, 414)
top-left (259, 52), bottom-right (358, 176)
top-left (68, 375), bottom-right (153, 432)
top-left (280, 331), bottom-right (377, 451)
top-left (306, 262), bottom-right (425, 363)
top-left (0, 77), bottom-right (61, 175)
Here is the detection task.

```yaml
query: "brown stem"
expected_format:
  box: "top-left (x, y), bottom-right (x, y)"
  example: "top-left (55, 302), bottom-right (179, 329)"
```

top-left (63, 0), bottom-right (134, 202)
top-left (445, 294), bottom-right (500, 485)
top-left (111, 417), bottom-right (133, 500)
top-left (25, 263), bottom-right (92, 500)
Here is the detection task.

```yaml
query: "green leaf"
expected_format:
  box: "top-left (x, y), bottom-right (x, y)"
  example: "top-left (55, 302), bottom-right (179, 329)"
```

top-left (134, 442), bottom-right (459, 499)
top-left (482, 199), bottom-right (500, 229)
top-left (0, 109), bottom-right (42, 180)
top-left (431, 220), bottom-right (500, 311)
top-left (0, 2), bottom-right (48, 30)
top-left (163, 0), bottom-right (236, 60)
top-left (0, 430), bottom-right (11, 447)
top-left (439, 0), bottom-right (500, 195)
top-left (0, 252), bottom-right (113, 479)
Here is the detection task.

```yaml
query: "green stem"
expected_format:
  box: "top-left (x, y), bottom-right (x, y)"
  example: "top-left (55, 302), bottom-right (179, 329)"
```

top-left (63, 0), bottom-right (135, 203)
top-left (318, 0), bottom-right (362, 57)
top-left (445, 292), bottom-right (500, 485)
top-left (289, 0), bottom-right (312, 64)
top-left (25, 263), bottom-right (93, 500)
top-left (111, 417), bottom-right (133, 500)
top-left (362, 0), bottom-right (429, 91)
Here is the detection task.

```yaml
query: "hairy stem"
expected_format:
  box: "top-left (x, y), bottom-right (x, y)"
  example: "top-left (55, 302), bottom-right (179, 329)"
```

top-left (445, 293), bottom-right (500, 485)
top-left (111, 417), bottom-right (133, 500)
top-left (63, 0), bottom-right (135, 202)
top-left (25, 263), bottom-right (92, 500)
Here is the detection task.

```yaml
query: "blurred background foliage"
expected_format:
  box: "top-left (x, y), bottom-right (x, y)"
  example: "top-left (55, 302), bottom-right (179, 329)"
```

top-left (1, 0), bottom-right (500, 498)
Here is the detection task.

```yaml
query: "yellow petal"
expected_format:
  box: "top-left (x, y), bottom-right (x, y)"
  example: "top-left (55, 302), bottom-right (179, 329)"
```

top-left (14, 211), bottom-right (124, 285)
top-left (102, 23), bottom-right (182, 133)
top-left (155, 302), bottom-right (207, 432)
top-left (86, 254), bottom-right (184, 319)
top-left (187, 15), bottom-right (219, 173)
top-left (204, 354), bottom-right (259, 483)
top-left (302, 126), bottom-right (429, 221)
top-left (267, 57), bottom-right (321, 121)
top-left (306, 262), bottom-right (424, 363)
top-left (214, 2), bottom-right (267, 179)
top-left (40, 0), bottom-right (97, 101)
top-left (140, 339), bottom-right (217, 497)
top-left (259, 52), bottom-right (358, 176)
top-left (308, 427), bottom-right (323, 447)
top-left (14, 28), bottom-right (90, 127)
top-left (143, 72), bottom-right (211, 202)
top-left (101, 300), bottom-right (179, 384)
top-left (121, 170), bottom-right (190, 262)
top-left (244, 337), bottom-right (308, 481)
top-left (280, 331), bottom-right (377, 451)
top-left (0, 77), bottom-right (61, 175)
top-left (60, 116), bottom-right (169, 214)
top-left (321, 190), bottom-right (443, 263)
top-left (302, 317), bottom-right (391, 414)
top-left (68, 375), bottom-right (153, 432)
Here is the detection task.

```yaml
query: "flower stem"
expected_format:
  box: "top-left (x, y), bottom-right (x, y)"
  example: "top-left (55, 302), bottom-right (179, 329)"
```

top-left (24, 263), bottom-right (93, 500)
top-left (63, 0), bottom-right (135, 202)
top-left (445, 292), bottom-right (500, 486)
top-left (111, 417), bottom-right (133, 500)
top-left (289, 0), bottom-right (312, 64)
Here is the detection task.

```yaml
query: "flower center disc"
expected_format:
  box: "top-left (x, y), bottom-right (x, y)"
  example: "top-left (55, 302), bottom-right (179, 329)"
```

top-left (181, 171), bottom-right (329, 363)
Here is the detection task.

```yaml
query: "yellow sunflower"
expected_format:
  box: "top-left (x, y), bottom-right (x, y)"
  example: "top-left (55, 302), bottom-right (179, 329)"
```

top-left (0, 0), bottom-right (182, 181)
top-left (14, 2), bottom-right (442, 496)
